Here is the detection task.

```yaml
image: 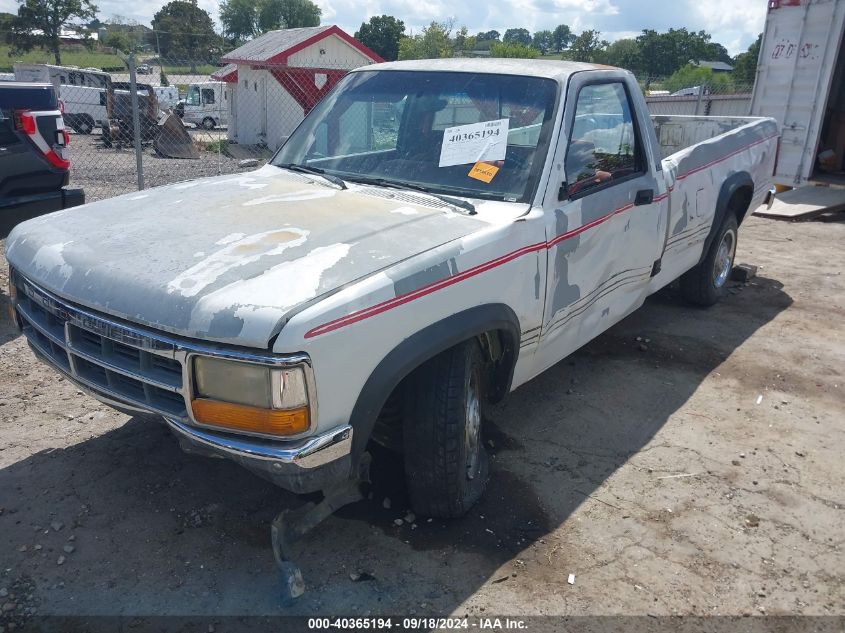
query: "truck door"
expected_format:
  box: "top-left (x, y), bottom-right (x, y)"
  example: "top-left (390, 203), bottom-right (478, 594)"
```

top-left (535, 73), bottom-right (663, 373)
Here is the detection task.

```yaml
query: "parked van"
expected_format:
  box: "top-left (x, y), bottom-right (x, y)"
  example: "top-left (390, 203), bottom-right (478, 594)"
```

top-left (57, 84), bottom-right (106, 133)
top-left (181, 81), bottom-right (228, 129)
top-left (751, 0), bottom-right (845, 189)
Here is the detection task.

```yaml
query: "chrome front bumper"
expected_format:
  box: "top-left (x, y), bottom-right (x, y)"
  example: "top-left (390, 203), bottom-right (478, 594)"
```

top-left (166, 417), bottom-right (352, 469)
top-left (10, 270), bottom-right (354, 493)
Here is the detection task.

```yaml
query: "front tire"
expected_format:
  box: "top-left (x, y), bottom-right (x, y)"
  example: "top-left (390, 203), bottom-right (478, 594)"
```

top-left (402, 340), bottom-right (489, 518)
top-left (201, 117), bottom-right (216, 130)
top-left (680, 214), bottom-right (738, 306)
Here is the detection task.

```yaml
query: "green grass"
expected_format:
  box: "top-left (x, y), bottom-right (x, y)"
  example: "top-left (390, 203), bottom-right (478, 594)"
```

top-left (0, 45), bottom-right (125, 72)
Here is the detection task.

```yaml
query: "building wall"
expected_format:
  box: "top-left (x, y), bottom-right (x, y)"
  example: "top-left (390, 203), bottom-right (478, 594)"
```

top-left (288, 34), bottom-right (376, 69)
top-left (230, 65), bottom-right (304, 149)
top-left (266, 72), bottom-right (304, 150)
top-left (229, 33), bottom-right (377, 148)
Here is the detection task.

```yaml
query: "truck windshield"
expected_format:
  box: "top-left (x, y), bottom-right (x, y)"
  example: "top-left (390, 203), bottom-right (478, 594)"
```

top-left (186, 86), bottom-right (200, 106)
top-left (273, 70), bottom-right (559, 203)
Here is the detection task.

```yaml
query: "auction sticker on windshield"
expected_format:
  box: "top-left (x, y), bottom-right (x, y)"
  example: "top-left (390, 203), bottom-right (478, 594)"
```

top-left (439, 118), bottom-right (509, 167)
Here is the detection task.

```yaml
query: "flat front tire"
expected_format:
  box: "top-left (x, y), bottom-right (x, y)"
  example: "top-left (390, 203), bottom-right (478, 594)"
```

top-left (680, 214), bottom-right (738, 306)
top-left (402, 340), bottom-right (489, 518)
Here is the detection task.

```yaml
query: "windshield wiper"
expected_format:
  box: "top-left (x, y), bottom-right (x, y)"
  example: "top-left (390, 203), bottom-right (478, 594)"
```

top-left (276, 163), bottom-right (347, 190)
top-left (346, 176), bottom-right (476, 215)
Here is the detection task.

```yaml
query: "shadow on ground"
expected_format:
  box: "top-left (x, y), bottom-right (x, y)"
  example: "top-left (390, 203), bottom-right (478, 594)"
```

top-left (0, 276), bottom-right (792, 627)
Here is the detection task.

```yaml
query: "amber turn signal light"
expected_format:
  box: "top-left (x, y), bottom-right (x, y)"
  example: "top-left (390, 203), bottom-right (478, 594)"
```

top-left (191, 398), bottom-right (310, 436)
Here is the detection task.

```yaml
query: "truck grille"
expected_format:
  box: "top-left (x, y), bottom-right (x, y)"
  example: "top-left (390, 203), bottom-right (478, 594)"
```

top-left (11, 272), bottom-right (189, 420)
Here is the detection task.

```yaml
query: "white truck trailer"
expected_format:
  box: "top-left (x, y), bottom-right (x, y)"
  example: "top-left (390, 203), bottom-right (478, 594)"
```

top-left (750, 0), bottom-right (845, 216)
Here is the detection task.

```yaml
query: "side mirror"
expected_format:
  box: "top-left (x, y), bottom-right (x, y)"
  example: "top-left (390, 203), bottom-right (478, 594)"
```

top-left (558, 181), bottom-right (569, 201)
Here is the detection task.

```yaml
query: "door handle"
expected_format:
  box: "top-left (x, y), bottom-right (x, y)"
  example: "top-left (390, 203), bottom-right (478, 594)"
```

top-left (634, 189), bottom-right (654, 206)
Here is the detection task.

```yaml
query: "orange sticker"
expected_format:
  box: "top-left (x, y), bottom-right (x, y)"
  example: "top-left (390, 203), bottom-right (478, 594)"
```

top-left (468, 161), bottom-right (500, 183)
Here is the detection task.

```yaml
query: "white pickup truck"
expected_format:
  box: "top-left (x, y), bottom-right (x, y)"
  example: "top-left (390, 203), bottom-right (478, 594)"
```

top-left (6, 59), bottom-right (777, 590)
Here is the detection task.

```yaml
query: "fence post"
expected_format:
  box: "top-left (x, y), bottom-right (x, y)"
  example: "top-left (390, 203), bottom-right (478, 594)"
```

top-left (128, 52), bottom-right (145, 190)
top-left (695, 84), bottom-right (706, 116)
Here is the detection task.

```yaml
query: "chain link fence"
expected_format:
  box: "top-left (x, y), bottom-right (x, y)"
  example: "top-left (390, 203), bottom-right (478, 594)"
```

top-left (642, 79), bottom-right (754, 117)
top-left (3, 51), bottom-right (760, 202)
top-left (5, 53), bottom-right (359, 202)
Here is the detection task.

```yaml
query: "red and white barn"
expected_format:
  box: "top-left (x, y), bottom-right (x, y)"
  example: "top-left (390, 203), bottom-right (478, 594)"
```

top-left (213, 26), bottom-right (382, 150)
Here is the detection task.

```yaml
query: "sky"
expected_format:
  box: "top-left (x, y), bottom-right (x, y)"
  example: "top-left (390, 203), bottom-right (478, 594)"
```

top-left (0, 0), bottom-right (768, 56)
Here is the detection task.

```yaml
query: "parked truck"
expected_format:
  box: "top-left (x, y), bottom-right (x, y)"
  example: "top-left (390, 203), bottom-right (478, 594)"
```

top-left (0, 82), bottom-right (84, 236)
top-left (6, 59), bottom-right (778, 596)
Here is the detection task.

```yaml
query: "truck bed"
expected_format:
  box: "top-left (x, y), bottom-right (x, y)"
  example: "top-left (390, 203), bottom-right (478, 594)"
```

top-left (649, 114), bottom-right (779, 288)
top-left (651, 115), bottom-right (772, 159)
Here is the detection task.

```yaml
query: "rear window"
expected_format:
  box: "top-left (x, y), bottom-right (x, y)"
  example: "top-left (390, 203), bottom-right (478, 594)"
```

top-left (0, 84), bottom-right (58, 111)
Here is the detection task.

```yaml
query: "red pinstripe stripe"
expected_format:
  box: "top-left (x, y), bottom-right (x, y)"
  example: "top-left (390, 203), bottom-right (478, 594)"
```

top-left (304, 133), bottom-right (777, 339)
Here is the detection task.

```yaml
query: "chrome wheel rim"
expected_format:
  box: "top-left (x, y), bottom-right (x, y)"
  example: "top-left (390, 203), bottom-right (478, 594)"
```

top-left (713, 229), bottom-right (736, 288)
top-left (464, 373), bottom-right (481, 481)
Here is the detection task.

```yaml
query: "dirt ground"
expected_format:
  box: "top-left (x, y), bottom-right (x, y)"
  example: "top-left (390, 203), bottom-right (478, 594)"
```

top-left (0, 212), bottom-right (843, 628)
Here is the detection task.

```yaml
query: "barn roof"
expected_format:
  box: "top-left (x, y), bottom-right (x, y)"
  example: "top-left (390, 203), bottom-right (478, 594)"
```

top-left (221, 25), bottom-right (382, 65)
top-left (211, 63), bottom-right (238, 82)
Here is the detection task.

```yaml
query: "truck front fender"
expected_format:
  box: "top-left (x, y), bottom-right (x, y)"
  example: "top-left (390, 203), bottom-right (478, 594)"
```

top-left (347, 303), bottom-right (521, 462)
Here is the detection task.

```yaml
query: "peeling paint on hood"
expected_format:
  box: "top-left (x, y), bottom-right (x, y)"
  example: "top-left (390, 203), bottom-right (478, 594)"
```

top-left (6, 166), bottom-right (487, 348)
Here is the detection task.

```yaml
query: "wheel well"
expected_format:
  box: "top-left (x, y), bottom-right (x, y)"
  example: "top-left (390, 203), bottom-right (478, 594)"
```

top-left (729, 185), bottom-right (754, 226)
top-left (370, 329), bottom-right (516, 453)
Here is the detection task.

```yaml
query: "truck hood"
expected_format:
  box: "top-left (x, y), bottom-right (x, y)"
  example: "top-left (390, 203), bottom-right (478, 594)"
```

top-left (6, 166), bottom-right (488, 348)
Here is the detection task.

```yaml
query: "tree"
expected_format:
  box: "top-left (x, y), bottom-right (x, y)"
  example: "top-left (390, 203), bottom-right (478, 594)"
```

top-left (665, 64), bottom-right (734, 94)
top-left (490, 42), bottom-right (538, 59)
top-left (355, 15), bottom-right (405, 61)
top-left (398, 21), bottom-right (453, 60)
top-left (476, 30), bottom-right (500, 42)
top-left (502, 28), bottom-right (531, 47)
top-left (104, 30), bottom-right (131, 51)
top-left (103, 18), bottom-right (149, 53)
top-left (220, 0), bottom-right (258, 44)
top-left (703, 41), bottom-right (731, 64)
top-left (6, 0), bottom-right (98, 65)
top-left (453, 26), bottom-right (475, 55)
top-left (532, 30), bottom-right (553, 55)
top-left (257, 0), bottom-right (321, 32)
top-left (552, 24), bottom-right (573, 53)
top-left (635, 28), bottom-right (725, 78)
top-left (152, 0), bottom-right (218, 67)
top-left (732, 33), bottom-right (762, 88)
top-left (605, 38), bottom-right (642, 73)
top-left (566, 30), bottom-right (608, 63)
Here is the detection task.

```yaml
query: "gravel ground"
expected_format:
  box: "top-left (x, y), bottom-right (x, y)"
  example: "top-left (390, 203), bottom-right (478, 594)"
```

top-left (67, 130), bottom-right (266, 202)
top-left (0, 212), bottom-right (843, 629)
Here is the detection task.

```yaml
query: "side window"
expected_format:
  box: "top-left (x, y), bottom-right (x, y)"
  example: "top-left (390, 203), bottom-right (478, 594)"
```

top-left (564, 82), bottom-right (643, 196)
top-left (202, 88), bottom-right (216, 105)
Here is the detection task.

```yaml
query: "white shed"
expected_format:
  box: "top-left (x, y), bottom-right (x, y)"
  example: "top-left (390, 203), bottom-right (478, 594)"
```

top-left (215, 26), bottom-right (383, 150)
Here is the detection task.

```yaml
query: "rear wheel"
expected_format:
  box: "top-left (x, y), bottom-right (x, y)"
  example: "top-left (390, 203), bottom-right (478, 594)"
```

top-left (402, 340), bottom-right (489, 518)
top-left (201, 117), bottom-right (216, 130)
top-left (680, 214), bottom-right (738, 306)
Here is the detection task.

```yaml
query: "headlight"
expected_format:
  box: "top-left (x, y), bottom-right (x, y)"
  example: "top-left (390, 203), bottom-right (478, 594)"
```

top-left (191, 356), bottom-right (310, 437)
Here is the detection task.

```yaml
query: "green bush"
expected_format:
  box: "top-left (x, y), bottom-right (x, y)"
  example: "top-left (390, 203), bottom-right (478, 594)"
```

top-left (489, 42), bottom-right (538, 59)
top-left (665, 64), bottom-right (734, 94)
